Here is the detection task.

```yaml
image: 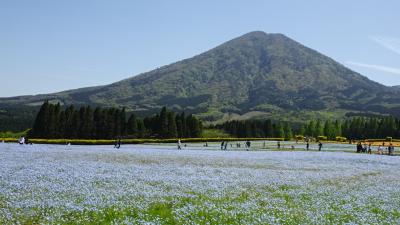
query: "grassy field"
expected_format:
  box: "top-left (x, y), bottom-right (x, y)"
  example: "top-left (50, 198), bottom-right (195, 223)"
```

top-left (0, 142), bottom-right (399, 224)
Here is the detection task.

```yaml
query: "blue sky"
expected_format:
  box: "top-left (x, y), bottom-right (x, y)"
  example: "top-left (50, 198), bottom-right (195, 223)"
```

top-left (1, 0), bottom-right (400, 97)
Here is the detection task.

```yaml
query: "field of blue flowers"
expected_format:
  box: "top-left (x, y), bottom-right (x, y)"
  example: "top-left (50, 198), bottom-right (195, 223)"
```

top-left (0, 142), bottom-right (399, 224)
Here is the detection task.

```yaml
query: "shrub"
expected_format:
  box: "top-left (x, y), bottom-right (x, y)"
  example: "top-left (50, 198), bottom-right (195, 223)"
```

top-left (335, 136), bottom-right (347, 142)
top-left (317, 136), bottom-right (327, 141)
top-left (295, 135), bottom-right (304, 141)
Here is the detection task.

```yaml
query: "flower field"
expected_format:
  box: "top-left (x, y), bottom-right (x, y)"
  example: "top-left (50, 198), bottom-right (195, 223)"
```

top-left (0, 142), bottom-right (399, 224)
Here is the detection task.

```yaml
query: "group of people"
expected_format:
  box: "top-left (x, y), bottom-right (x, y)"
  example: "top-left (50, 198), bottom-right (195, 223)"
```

top-left (356, 142), bottom-right (395, 155)
top-left (177, 140), bottom-right (253, 151)
top-left (277, 140), bottom-right (323, 151)
top-left (8, 137), bottom-right (398, 156)
top-left (221, 141), bottom-right (252, 151)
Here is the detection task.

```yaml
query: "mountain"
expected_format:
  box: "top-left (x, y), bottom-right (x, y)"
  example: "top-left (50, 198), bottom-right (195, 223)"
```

top-left (1, 31), bottom-right (400, 131)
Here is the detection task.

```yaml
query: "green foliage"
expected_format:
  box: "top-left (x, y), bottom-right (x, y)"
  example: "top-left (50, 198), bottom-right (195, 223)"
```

top-left (217, 119), bottom-right (285, 139)
top-left (201, 129), bottom-right (231, 138)
top-left (0, 105), bottom-right (38, 132)
top-left (342, 117), bottom-right (400, 140)
top-left (318, 136), bottom-right (328, 141)
top-left (284, 122), bottom-right (293, 140)
top-left (0, 129), bottom-right (29, 138)
top-left (29, 102), bottom-right (203, 139)
top-left (335, 136), bottom-right (347, 142)
top-left (295, 135), bottom-right (304, 140)
top-left (218, 116), bottom-right (400, 140)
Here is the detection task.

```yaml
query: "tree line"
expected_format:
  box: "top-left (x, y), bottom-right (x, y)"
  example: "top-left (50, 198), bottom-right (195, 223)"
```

top-left (218, 117), bottom-right (400, 140)
top-left (29, 101), bottom-right (202, 139)
top-left (216, 120), bottom-right (293, 139)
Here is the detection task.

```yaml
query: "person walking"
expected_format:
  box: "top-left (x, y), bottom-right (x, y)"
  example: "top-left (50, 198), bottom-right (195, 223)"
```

top-left (114, 137), bottom-right (122, 149)
top-left (389, 143), bottom-right (394, 156)
top-left (277, 141), bottom-right (281, 149)
top-left (391, 144), bottom-right (395, 155)
top-left (318, 142), bottom-right (323, 151)
top-left (306, 141), bottom-right (310, 151)
top-left (177, 139), bottom-right (182, 150)
top-left (363, 144), bottom-right (368, 153)
top-left (246, 140), bottom-right (251, 151)
top-left (224, 141), bottom-right (228, 150)
top-left (356, 142), bottom-right (362, 153)
top-left (377, 145), bottom-right (383, 155)
top-left (117, 138), bottom-right (121, 149)
top-left (18, 136), bottom-right (25, 145)
top-left (221, 141), bottom-right (225, 150)
top-left (368, 143), bottom-right (372, 154)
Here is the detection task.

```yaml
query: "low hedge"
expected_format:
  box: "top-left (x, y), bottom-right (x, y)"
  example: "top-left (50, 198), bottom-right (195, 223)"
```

top-left (1, 137), bottom-right (285, 145)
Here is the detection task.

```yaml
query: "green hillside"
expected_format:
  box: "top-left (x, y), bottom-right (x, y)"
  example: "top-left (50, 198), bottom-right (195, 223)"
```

top-left (1, 31), bottom-right (400, 131)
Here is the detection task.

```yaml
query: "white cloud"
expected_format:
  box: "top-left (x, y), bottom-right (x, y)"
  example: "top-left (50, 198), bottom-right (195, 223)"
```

top-left (369, 36), bottom-right (400, 55)
top-left (346, 61), bottom-right (400, 75)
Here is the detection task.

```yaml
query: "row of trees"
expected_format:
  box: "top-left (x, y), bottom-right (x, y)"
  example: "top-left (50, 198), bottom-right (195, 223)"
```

top-left (29, 102), bottom-right (202, 139)
top-left (341, 117), bottom-right (400, 140)
top-left (218, 117), bottom-right (400, 140)
top-left (216, 120), bottom-right (293, 139)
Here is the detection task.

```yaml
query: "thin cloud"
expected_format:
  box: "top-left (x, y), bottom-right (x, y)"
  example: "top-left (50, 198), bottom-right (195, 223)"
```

top-left (369, 36), bottom-right (400, 55)
top-left (346, 61), bottom-right (400, 75)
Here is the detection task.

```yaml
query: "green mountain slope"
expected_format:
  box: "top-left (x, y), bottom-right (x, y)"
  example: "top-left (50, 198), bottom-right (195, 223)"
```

top-left (1, 31), bottom-right (400, 130)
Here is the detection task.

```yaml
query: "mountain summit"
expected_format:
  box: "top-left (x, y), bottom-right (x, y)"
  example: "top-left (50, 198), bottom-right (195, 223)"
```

top-left (1, 31), bottom-right (400, 126)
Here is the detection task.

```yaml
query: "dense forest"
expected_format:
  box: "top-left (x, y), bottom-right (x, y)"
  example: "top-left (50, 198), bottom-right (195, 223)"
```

top-left (218, 117), bottom-right (400, 140)
top-left (0, 105), bottom-right (38, 132)
top-left (29, 101), bottom-right (202, 139)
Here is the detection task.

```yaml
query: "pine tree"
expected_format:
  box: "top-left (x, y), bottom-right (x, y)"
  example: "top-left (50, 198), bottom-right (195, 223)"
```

top-left (64, 105), bottom-right (75, 139)
top-left (81, 106), bottom-right (93, 139)
top-left (334, 120), bottom-right (342, 138)
top-left (176, 114), bottom-right (183, 138)
top-left (127, 113), bottom-right (138, 137)
top-left (275, 123), bottom-right (285, 138)
top-left (159, 107), bottom-right (168, 138)
top-left (180, 112), bottom-right (188, 137)
top-left (315, 120), bottom-right (324, 137)
top-left (306, 121), bottom-right (315, 137)
top-left (323, 120), bottom-right (335, 140)
top-left (284, 122), bottom-right (292, 140)
top-left (137, 119), bottom-right (146, 138)
top-left (70, 110), bottom-right (80, 139)
top-left (120, 108), bottom-right (127, 137)
top-left (167, 112), bottom-right (178, 138)
top-left (51, 103), bottom-right (61, 138)
top-left (187, 115), bottom-right (201, 138)
top-left (30, 100), bottom-right (50, 138)
top-left (299, 125), bottom-right (306, 136)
